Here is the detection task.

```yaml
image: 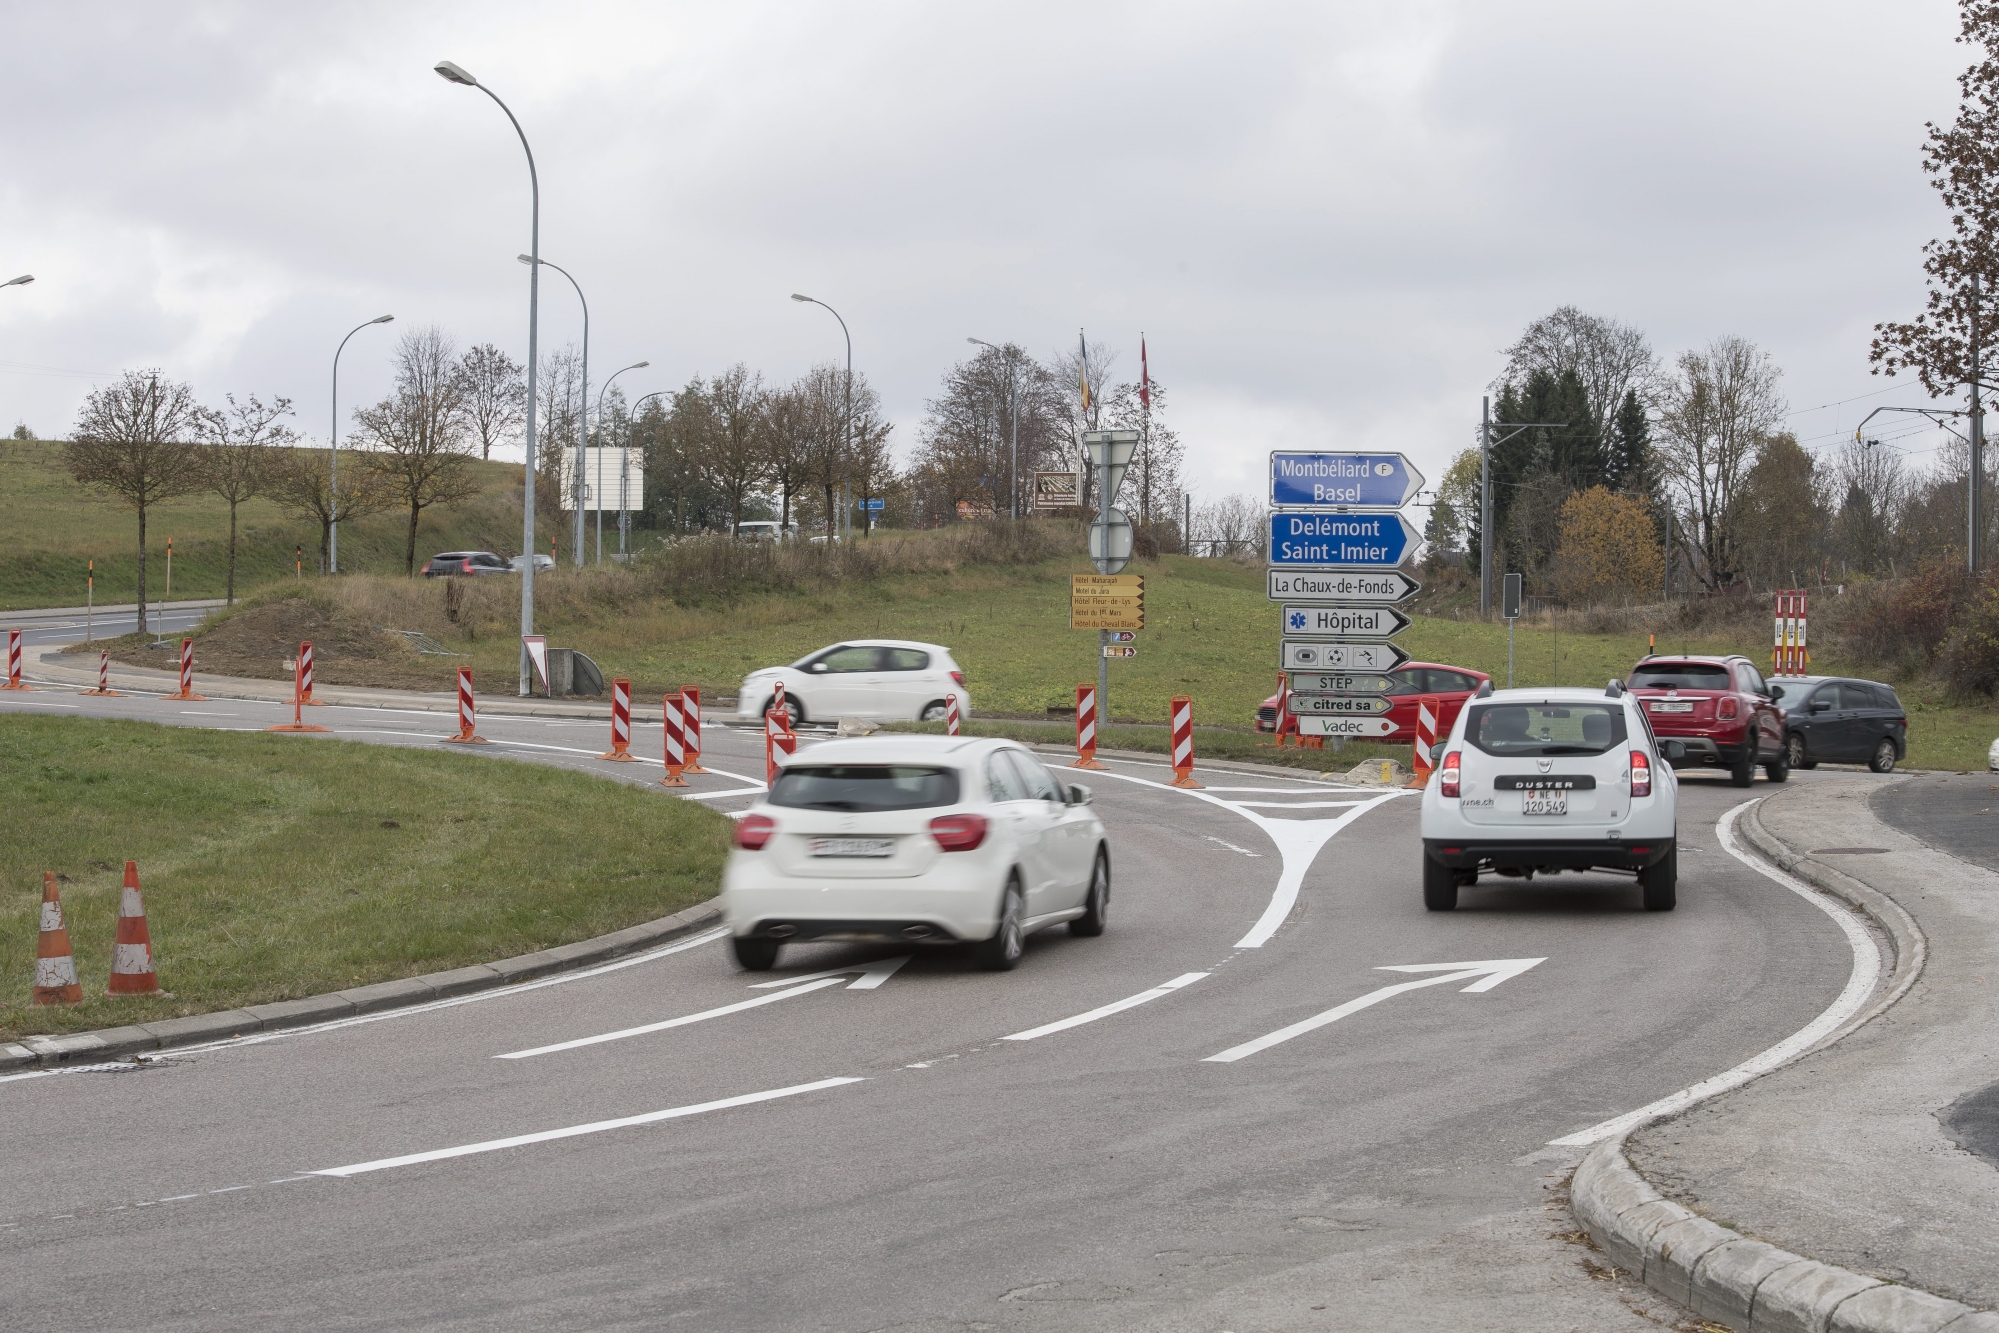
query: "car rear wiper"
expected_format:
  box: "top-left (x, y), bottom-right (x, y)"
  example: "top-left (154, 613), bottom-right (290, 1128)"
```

top-left (802, 800), bottom-right (864, 810)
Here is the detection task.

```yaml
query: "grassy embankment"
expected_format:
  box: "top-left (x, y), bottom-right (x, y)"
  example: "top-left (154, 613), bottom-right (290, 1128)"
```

top-left (0, 716), bottom-right (730, 1040)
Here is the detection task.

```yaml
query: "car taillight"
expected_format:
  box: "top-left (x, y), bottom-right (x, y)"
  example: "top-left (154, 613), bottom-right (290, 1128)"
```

top-left (950, 670), bottom-right (965, 687)
top-left (929, 813), bottom-right (987, 851)
top-left (734, 814), bottom-right (775, 850)
top-left (1718, 696), bottom-right (1739, 721)
top-left (1630, 749), bottom-right (1652, 798)
top-left (461, 558), bottom-right (474, 573)
top-left (1439, 751), bottom-right (1461, 799)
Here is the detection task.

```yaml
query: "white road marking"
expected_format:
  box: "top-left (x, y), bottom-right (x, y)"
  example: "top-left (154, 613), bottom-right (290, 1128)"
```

top-left (749, 955), bottom-right (911, 990)
top-left (307, 1077), bottom-right (867, 1177)
top-left (1197, 785), bottom-right (1359, 794)
top-left (1001, 972), bottom-right (1209, 1041)
top-left (1204, 836), bottom-right (1263, 858)
top-left (1547, 800), bottom-right (1882, 1146)
top-left (0, 699), bottom-right (79, 708)
top-left (1229, 799), bottom-right (1369, 810)
top-left (179, 710), bottom-right (240, 716)
top-left (495, 978), bottom-right (848, 1058)
top-left (1205, 959), bottom-right (1546, 1063)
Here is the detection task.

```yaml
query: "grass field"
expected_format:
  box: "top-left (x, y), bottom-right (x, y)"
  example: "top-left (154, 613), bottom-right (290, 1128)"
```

top-left (0, 716), bottom-right (730, 1040)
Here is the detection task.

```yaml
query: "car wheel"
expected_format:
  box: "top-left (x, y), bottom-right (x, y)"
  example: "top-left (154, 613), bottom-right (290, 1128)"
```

top-left (1729, 744), bottom-right (1757, 787)
top-left (1639, 843), bottom-right (1677, 912)
top-left (1422, 854), bottom-right (1458, 911)
top-left (920, 701), bottom-right (948, 722)
top-left (1071, 849), bottom-right (1110, 936)
top-left (1785, 732), bottom-right (1809, 771)
top-left (732, 936), bottom-right (780, 971)
top-left (762, 695), bottom-right (805, 726)
top-left (974, 879), bottom-right (1026, 970)
top-left (1764, 744), bottom-right (1790, 784)
top-left (1869, 738), bottom-right (1898, 774)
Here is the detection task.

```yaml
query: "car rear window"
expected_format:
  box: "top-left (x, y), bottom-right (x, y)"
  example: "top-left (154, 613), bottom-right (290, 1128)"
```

top-left (1464, 703), bottom-right (1629, 757)
top-left (1630, 663), bottom-right (1730, 690)
top-left (884, 648), bottom-right (929, 670)
top-left (766, 765), bottom-right (960, 812)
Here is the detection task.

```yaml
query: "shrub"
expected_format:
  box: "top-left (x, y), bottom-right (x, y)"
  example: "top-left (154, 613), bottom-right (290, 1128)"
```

top-left (1841, 559), bottom-right (1976, 668)
top-left (1938, 575), bottom-right (1999, 696)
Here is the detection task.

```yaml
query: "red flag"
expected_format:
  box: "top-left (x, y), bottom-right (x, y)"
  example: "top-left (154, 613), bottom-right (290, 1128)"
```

top-left (1139, 336), bottom-right (1151, 409)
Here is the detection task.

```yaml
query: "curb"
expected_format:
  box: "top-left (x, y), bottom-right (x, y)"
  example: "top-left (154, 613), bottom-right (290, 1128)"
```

top-left (1, 901), bottom-right (721, 1073)
top-left (1571, 787), bottom-right (1990, 1333)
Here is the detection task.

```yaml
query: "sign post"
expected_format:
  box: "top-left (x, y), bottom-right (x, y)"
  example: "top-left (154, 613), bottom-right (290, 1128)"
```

top-left (1082, 430), bottom-right (1140, 725)
top-left (1502, 572), bottom-right (1522, 688)
top-left (1773, 589), bottom-right (1809, 676)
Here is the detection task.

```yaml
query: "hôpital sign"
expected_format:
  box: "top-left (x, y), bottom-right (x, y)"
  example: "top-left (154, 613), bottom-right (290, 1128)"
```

top-left (1280, 605), bottom-right (1411, 639)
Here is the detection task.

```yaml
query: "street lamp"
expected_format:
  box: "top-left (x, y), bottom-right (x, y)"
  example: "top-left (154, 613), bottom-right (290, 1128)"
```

top-left (792, 293), bottom-right (853, 541)
top-left (968, 337), bottom-right (1021, 519)
top-left (328, 315), bottom-right (394, 574)
top-left (436, 58), bottom-right (542, 697)
top-left (520, 254), bottom-right (590, 566)
top-left (621, 389), bottom-right (667, 554)
top-left (2, 275), bottom-right (31, 288)
top-left (593, 360), bottom-right (648, 563)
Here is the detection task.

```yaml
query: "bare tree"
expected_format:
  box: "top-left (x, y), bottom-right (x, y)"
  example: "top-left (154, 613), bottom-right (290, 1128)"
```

top-left (65, 370), bottom-right (207, 624)
top-left (456, 343), bottom-right (526, 461)
top-left (1655, 337), bottom-right (1787, 589)
top-left (1498, 307), bottom-right (1659, 441)
top-left (353, 327), bottom-right (480, 574)
top-left (1101, 377), bottom-right (1184, 528)
top-left (847, 393), bottom-right (896, 535)
top-left (536, 344), bottom-right (583, 543)
top-left (759, 384), bottom-right (814, 534)
top-left (913, 344), bottom-right (1070, 521)
top-left (705, 363), bottom-right (769, 537)
top-left (1193, 494), bottom-right (1264, 557)
top-left (266, 446), bottom-right (392, 572)
top-left (1050, 338), bottom-right (1118, 509)
top-left (194, 393), bottom-right (297, 603)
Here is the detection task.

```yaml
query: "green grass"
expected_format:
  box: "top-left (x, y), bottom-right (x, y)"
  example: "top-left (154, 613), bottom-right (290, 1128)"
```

top-left (0, 716), bottom-right (730, 1040)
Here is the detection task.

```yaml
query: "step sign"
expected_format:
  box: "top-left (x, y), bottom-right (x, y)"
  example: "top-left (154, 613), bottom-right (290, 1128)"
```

top-left (1268, 511), bottom-right (1420, 569)
top-left (1281, 605), bottom-right (1411, 640)
top-left (1269, 452), bottom-right (1425, 509)
top-left (1297, 716), bottom-right (1398, 738)
top-left (1288, 694), bottom-right (1393, 717)
top-left (1268, 568), bottom-right (1420, 604)
top-left (1286, 672), bottom-right (1395, 695)
top-left (1282, 640), bottom-right (1410, 672)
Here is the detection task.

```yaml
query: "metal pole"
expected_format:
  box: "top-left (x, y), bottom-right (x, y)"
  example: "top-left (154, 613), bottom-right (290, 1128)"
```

top-left (593, 362), bottom-right (647, 565)
top-left (1480, 395), bottom-right (1492, 615)
top-left (1972, 273), bottom-right (1984, 574)
top-left (329, 315), bottom-right (392, 574)
top-left (621, 390), bottom-right (665, 555)
top-left (792, 295), bottom-right (851, 541)
top-left (534, 259), bottom-right (589, 567)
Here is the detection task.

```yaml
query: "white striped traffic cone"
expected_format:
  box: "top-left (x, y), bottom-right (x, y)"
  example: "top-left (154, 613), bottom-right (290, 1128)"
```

top-left (106, 860), bottom-right (162, 996)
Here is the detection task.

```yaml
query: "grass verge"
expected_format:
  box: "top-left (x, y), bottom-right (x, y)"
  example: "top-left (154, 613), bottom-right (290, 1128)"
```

top-left (1, 716), bottom-right (730, 1040)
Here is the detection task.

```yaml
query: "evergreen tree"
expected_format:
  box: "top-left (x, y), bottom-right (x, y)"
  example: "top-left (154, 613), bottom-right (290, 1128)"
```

top-left (1606, 388), bottom-right (1656, 496)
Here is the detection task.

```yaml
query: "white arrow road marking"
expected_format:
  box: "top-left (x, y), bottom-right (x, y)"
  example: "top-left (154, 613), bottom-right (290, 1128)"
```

top-left (495, 978), bottom-right (848, 1059)
top-left (1002, 972), bottom-right (1209, 1041)
top-left (748, 955), bottom-right (912, 990)
top-left (1205, 958), bottom-right (1546, 1063)
top-left (308, 1077), bottom-right (867, 1177)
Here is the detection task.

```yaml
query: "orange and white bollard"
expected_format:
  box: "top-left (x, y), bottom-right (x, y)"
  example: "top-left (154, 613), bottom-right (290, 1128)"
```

top-left (680, 685), bottom-right (708, 773)
top-left (3, 627), bottom-right (31, 690)
top-left (661, 690), bottom-right (690, 787)
top-left (765, 707), bottom-right (798, 785)
top-left (106, 860), bottom-right (162, 996)
top-left (771, 679), bottom-right (788, 723)
top-left (945, 693), bottom-right (960, 736)
top-left (164, 637), bottom-right (206, 701)
top-left (1265, 672), bottom-right (1291, 747)
top-left (268, 654), bottom-right (331, 733)
top-left (83, 649), bottom-right (121, 696)
top-left (1410, 694), bottom-right (1439, 786)
top-left (443, 666), bottom-right (487, 743)
top-left (1169, 694), bottom-right (1201, 788)
top-left (599, 677), bottom-right (637, 760)
top-left (298, 640), bottom-right (322, 705)
top-left (33, 871), bottom-right (83, 1006)
top-left (1072, 683), bottom-right (1105, 769)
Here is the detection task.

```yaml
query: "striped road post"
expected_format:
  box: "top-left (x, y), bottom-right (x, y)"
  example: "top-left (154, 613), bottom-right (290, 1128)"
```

top-left (661, 691), bottom-right (690, 787)
top-left (945, 693), bottom-right (960, 736)
top-left (83, 649), bottom-right (121, 696)
top-left (599, 678), bottom-right (637, 760)
top-left (165, 637), bottom-right (206, 701)
top-left (1169, 694), bottom-right (1201, 788)
top-left (443, 666), bottom-right (488, 743)
top-left (681, 686), bottom-right (708, 772)
top-left (4, 627), bottom-right (30, 690)
top-left (1072, 682), bottom-right (1105, 769)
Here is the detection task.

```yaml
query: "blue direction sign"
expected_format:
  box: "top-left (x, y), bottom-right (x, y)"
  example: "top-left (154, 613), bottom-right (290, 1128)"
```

top-left (1268, 511), bottom-right (1419, 568)
top-left (1269, 452), bottom-right (1424, 509)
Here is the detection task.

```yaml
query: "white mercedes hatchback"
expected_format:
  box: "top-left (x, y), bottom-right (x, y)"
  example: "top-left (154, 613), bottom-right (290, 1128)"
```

top-left (734, 640), bottom-right (971, 725)
top-left (720, 736), bottom-right (1108, 971)
top-left (1419, 682), bottom-right (1680, 912)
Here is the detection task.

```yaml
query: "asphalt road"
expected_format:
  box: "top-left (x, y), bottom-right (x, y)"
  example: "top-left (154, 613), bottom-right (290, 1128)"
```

top-left (4, 599), bottom-right (218, 651)
top-left (0, 673), bottom-right (1866, 1331)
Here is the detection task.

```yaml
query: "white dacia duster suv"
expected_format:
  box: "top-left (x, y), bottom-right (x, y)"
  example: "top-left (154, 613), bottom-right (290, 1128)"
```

top-left (1419, 681), bottom-right (1680, 912)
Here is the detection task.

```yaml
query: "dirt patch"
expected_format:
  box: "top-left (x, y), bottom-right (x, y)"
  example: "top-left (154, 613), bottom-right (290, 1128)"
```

top-left (69, 595), bottom-right (458, 690)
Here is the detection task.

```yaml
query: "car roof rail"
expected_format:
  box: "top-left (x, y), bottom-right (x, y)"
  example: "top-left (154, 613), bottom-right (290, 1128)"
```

top-left (1606, 678), bottom-right (1625, 697)
top-left (1472, 680), bottom-right (1493, 699)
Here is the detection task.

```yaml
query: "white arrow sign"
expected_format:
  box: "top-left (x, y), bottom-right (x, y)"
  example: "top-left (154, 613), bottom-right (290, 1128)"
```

top-left (1204, 958), bottom-right (1545, 1063)
top-left (749, 955), bottom-right (911, 991)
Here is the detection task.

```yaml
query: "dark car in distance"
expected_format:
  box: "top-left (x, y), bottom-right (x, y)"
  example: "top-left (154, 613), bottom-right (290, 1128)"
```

top-left (1769, 675), bottom-right (1908, 773)
top-left (422, 551), bottom-right (511, 578)
top-left (1627, 654), bottom-right (1788, 786)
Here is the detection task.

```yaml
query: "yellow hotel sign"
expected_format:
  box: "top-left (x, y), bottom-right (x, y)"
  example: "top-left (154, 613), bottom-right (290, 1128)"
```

top-left (1071, 574), bottom-right (1145, 630)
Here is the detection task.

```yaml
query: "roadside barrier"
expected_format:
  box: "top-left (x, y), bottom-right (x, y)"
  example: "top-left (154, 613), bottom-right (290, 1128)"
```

top-left (1410, 694), bottom-right (1439, 787)
top-left (681, 686), bottom-right (708, 773)
top-left (165, 637), bottom-right (206, 701)
top-left (82, 649), bottom-right (120, 697)
top-left (268, 653), bottom-right (331, 733)
top-left (107, 860), bottom-right (162, 996)
top-left (1264, 672), bottom-right (1292, 748)
top-left (772, 679), bottom-right (787, 723)
top-left (1072, 683), bottom-right (1105, 769)
top-left (765, 707), bottom-right (798, 785)
top-left (298, 640), bottom-right (322, 705)
top-left (661, 691), bottom-right (690, 787)
top-left (442, 666), bottom-right (488, 744)
top-left (33, 871), bottom-right (83, 1006)
top-left (945, 693), bottom-right (960, 736)
top-left (598, 678), bottom-right (637, 761)
top-left (4, 628), bottom-right (29, 690)
top-left (1170, 694), bottom-right (1201, 789)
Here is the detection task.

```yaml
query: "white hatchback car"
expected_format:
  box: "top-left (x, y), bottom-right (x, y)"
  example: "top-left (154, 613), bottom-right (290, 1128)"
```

top-left (735, 640), bottom-right (970, 725)
top-left (1419, 682), bottom-right (1680, 912)
top-left (720, 736), bottom-right (1108, 971)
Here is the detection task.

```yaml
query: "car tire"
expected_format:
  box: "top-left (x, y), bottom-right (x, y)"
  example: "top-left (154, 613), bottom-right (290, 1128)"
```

top-left (1764, 744), bottom-right (1790, 784)
top-left (732, 936), bottom-right (780, 971)
top-left (1422, 854), bottom-right (1458, 911)
top-left (762, 695), bottom-right (805, 726)
top-left (1869, 738), bottom-right (1898, 774)
top-left (1785, 732), bottom-right (1811, 772)
top-left (920, 701), bottom-right (948, 722)
top-left (1071, 849), bottom-right (1110, 936)
top-left (974, 880), bottom-right (1026, 970)
top-left (1640, 844), bottom-right (1677, 912)
top-left (1729, 744), bottom-right (1757, 787)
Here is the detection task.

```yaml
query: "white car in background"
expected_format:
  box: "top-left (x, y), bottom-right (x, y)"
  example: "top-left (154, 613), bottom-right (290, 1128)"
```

top-left (721, 736), bottom-right (1109, 971)
top-left (735, 640), bottom-right (970, 725)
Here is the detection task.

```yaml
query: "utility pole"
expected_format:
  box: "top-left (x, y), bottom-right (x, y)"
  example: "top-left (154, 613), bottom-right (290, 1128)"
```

top-left (1972, 272), bottom-right (1985, 574)
top-left (1479, 398), bottom-right (1568, 614)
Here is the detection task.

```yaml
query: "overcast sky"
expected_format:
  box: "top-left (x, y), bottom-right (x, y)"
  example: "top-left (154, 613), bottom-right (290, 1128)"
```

top-left (0, 2), bottom-right (1974, 503)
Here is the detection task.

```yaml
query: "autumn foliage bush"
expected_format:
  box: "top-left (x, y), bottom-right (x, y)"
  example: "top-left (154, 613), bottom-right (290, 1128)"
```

top-left (1554, 486), bottom-right (1664, 606)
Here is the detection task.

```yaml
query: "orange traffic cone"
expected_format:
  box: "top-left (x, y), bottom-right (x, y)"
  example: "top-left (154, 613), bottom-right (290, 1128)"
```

top-left (33, 871), bottom-right (83, 1005)
top-left (106, 860), bottom-right (161, 996)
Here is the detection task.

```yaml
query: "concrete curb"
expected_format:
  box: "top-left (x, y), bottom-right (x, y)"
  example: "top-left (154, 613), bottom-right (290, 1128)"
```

top-left (0, 901), bottom-right (721, 1073)
top-left (1571, 789), bottom-right (1992, 1333)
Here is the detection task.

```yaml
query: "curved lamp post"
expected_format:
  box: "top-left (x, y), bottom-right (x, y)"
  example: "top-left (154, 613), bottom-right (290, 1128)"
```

top-left (329, 314), bottom-right (394, 573)
top-left (592, 360), bottom-right (648, 563)
top-left (621, 389), bottom-right (667, 554)
top-left (436, 58), bottom-right (541, 696)
top-left (791, 293), bottom-right (852, 541)
top-left (2, 275), bottom-right (31, 288)
top-left (521, 254), bottom-right (588, 567)
top-left (968, 336), bottom-right (1021, 520)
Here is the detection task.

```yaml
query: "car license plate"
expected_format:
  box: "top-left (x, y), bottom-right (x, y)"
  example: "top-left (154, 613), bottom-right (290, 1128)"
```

top-left (808, 838), bottom-right (895, 858)
top-left (1522, 793), bottom-right (1568, 816)
top-left (1650, 701), bottom-right (1694, 713)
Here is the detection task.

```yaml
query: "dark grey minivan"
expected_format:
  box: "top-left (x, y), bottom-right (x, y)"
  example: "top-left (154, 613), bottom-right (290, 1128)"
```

top-left (1772, 675), bottom-right (1908, 773)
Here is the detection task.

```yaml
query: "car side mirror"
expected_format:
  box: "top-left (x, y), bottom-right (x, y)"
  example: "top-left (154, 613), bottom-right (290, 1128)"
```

top-left (1809, 699), bottom-right (1830, 713)
top-left (1067, 783), bottom-right (1093, 806)
top-left (1429, 742), bottom-right (1446, 763)
top-left (811, 662), bottom-right (828, 673)
top-left (1768, 686), bottom-right (1784, 702)
top-left (1662, 740), bottom-right (1686, 761)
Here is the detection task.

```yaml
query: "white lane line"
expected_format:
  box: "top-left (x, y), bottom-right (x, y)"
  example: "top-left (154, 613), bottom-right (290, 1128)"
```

top-left (1198, 785), bottom-right (1363, 794)
top-left (1547, 800), bottom-right (1882, 1147)
top-left (179, 710), bottom-right (240, 716)
top-left (1205, 959), bottom-right (1546, 1063)
top-left (747, 955), bottom-right (911, 990)
top-left (1230, 800), bottom-right (1368, 810)
top-left (496, 978), bottom-right (847, 1059)
top-left (1204, 836), bottom-right (1263, 858)
top-left (1001, 972), bottom-right (1209, 1041)
top-left (307, 1077), bottom-right (867, 1177)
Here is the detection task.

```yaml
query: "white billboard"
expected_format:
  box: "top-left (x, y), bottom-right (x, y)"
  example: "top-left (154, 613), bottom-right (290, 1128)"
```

top-left (555, 447), bottom-right (645, 513)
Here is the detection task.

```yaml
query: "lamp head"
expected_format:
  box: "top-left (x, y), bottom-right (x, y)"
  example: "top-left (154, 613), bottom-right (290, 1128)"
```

top-left (434, 61), bottom-right (478, 86)
top-left (790, 293), bottom-right (812, 303)
top-left (3, 275), bottom-right (31, 288)
top-left (517, 254), bottom-right (535, 266)
top-left (372, 314), bottom-right (394, 324)
top-left (634, 360), bottom-right (650, 369)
